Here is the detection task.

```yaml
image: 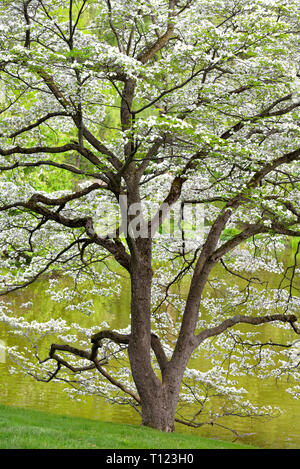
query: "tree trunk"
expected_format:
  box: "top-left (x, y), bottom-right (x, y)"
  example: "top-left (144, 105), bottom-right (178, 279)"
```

top-left (139, 382), bottom-right (178, 432)
top-left (127, 238), bottom-right (180, 431)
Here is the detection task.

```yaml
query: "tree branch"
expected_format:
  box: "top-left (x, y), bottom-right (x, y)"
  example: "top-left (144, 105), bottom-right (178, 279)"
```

top-left (91, 329), bottom-right (169, 374)
top-left (0, 111), bottom-right (71, 138)
top-left (195, 314), bottom-right (300, 347)
top-left (136, 24), bottom-right (174, 64)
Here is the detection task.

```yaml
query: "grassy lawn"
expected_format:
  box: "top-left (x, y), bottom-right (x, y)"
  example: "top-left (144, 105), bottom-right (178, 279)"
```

top-left (0, 404), bottom-right (257, 449)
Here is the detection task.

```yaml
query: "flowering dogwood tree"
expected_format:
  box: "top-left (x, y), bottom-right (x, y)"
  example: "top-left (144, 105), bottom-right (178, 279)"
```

top-left (0, 0), bottom-right (300, 433)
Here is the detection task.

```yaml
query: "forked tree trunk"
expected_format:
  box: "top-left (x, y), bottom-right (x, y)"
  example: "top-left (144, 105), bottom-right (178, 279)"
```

top-left (127, 238), bottom-right (188, 432)
top-left (133, 356), bottom-right (189, 431)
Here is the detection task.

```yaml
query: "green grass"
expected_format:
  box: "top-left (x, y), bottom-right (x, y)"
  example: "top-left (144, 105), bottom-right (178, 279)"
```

top-left (0, 404), bottom-right (257, 449)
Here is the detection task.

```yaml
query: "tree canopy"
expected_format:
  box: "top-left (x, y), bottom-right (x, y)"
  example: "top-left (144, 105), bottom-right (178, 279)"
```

top-left (0, 0), bottom-right (299, 433)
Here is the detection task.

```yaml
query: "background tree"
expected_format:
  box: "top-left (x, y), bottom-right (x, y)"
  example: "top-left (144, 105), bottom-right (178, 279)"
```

top-left (0, 0), bottom-right (300, 433)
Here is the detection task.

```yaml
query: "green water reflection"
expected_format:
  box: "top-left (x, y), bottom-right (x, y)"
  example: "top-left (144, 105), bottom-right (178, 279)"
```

top-left (0, 252), bottom-right (300, 449)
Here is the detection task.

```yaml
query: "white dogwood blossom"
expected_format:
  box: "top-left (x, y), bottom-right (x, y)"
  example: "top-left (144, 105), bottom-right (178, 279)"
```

top-left (0, 0), bottom-right (299, 434)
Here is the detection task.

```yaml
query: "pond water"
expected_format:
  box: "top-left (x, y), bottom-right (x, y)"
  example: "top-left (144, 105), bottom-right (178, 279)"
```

top-left (0, 251), bottom-right (300, 449)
